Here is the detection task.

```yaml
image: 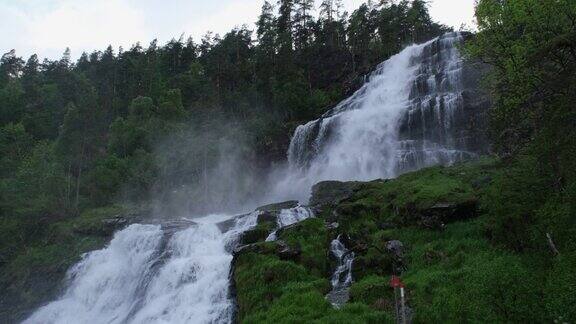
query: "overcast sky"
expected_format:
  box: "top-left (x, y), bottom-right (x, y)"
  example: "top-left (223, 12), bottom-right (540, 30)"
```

top-left (0, 0), bottom-right (476, 61)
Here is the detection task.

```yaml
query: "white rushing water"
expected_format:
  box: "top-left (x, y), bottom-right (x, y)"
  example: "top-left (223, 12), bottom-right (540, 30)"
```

top-left (265, 206), bottom-right (314, 241)
top-left (26, 33), bottom-right (484, 324)
top-left (326, 235), bottom-right (355, 308)
top-left (271, 33), bottom-right (473, 202)
top-left (24, 213), bottom-right (258, 324)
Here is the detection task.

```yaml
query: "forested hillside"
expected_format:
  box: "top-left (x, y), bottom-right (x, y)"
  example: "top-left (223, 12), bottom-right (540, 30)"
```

top-left (0, 1), bottom-right (449, 319)
top-left (3, 0), bottom-right (576, 322)
top-left (231, 1), bottom-right (576, 322)
top-left (0, 0), bottom-right (447, 218)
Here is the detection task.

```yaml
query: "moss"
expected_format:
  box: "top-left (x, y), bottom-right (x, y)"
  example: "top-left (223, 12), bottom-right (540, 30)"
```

top-left (350, 275), bottom-right (394, 308)
top-left (353, 247), bottom-right (394, 280)
top-left (0, 204), bottom-right (138, 322)
top-left (233, 252), bottom-right (320, 320)
top-left (544, 252), bottom-right (576, 322)
top-left (278, 218), bottom-right (330, 276)
top-left (234, 217), bottom-right (392, 323)
top-left (395, 221), bottom-right (545, 323)
top-left (242, 221), bottom-right (275, 244)
top-left (51, 204), bottom-right (146, 236)
top-left (243, 291), bottom-right (392, 324)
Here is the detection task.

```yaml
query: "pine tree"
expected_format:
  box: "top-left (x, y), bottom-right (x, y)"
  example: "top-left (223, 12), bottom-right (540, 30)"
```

top-left (293, 0), bottom-right (315, 51)
top-left (277, 0), bottom-right (294, 56)
top-left (0, 50), bottom-right (24, 87)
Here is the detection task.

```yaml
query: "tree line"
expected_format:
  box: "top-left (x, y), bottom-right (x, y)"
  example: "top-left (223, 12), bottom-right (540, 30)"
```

top-left (0, 0), bottom-right (447, 232)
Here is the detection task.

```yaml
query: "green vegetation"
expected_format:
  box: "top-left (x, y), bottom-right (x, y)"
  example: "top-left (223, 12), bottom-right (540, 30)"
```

top-left (234, 157), bottom-right (576, 323)
top-left (0, 1), bottom-right (448, 319)
top-left (233, 219), bottom-right (391, 323)
top-left (1, 0), bottom-right (576, 322)
top-left (0, 204), bottom-right (141, 321)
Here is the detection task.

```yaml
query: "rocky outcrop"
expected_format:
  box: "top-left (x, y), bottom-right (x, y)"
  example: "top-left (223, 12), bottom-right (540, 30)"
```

top-left (309, 181), bottom-right (361, 208)
top-left (416, 199), bottom-right (479, 229)
top-left (240, 222), bottom-right (275, 245)
top-left (256, 200), bottom-right (299, 212)
top-left (233, 240), bottom-right (301, 261)
top-left (72, 210), bottom-right (147, 237)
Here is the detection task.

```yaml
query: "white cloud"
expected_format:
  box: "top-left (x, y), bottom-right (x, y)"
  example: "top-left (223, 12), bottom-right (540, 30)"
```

top-left (26, 0), bottom-right (147, 57)
top-left (0, 0), bottom-right (148, 60)
top-left (0, 0), bottom-right (477, 61)
top-left (429, 0), bottom-right (476, 30)
top-left (183, 0), bottom-right (263, 39)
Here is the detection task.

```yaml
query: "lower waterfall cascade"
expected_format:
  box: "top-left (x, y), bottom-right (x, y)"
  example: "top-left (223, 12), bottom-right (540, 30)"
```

top-left (24, 214), bottom-right (259, 324)
top-left (24, 32), bottom-right (490, 323)
top-left (326, 235), bottom-right (355, 308)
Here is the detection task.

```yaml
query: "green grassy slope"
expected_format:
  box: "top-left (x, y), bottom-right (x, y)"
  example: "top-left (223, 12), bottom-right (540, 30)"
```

top-left (233, 157), bottom-right (576, 323)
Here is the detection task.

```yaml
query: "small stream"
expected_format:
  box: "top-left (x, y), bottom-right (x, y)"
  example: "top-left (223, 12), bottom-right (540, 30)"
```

top-left (326, 235), bottom-right (355, 308)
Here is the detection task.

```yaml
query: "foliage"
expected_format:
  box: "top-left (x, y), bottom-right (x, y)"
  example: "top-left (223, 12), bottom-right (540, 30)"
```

top-left (277, 218), bottom-right (330, 276)
top-left (0, 0), bottom-right (447, 218)
top-left (467, 0), bottom-right (576, 173)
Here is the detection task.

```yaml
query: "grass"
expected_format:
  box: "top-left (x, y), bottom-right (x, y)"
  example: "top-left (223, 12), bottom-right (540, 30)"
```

top-left (2, 155), bottom-right (575, 322)
top-left (234, 155), bottom-right (576, 322)
top-left (278, 218), bottom-right (331, 277)
top-left (0, 204), bottom-right (138, 322)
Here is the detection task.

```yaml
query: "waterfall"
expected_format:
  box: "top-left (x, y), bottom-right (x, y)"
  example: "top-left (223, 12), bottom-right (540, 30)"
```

top-left (265, 206), bottom-right (314, 241)
top-left (24, 32), bottom-right (489, 324)
top-left (326, 235), bottom-right (355, 308)
top-left (24, 213), bottom-right (258, 324)
top-left (272, 32), bottom-right (487, 202)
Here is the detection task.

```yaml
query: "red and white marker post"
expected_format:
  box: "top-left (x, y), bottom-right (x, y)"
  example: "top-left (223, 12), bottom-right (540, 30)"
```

top-left (390, 275), bottom-right (406, 324)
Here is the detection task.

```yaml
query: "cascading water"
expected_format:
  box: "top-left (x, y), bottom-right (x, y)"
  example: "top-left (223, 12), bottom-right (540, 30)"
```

top-left (24, 213), bottom-right (258, 324)
top-left (265, 206), bottom-right (314, 241)
top-left (326, 236), bottom-right (355, 308)
top-left (24, 32), bottom-right (489, 323)
top-left (272, 32), bottom-right (488, 202)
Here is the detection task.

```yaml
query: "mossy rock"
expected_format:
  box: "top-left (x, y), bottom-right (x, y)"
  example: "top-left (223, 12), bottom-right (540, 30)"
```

top-left (277, 218), bottom-right (331, 277)
top-left (350, 275), bottom-right (395, 311)
top-left (309, 180), bottom-right (362, 208)
top-left (241, 221), bottom-right (275, 245)
top-left (233, 252), bottom-right (320, 320)
top-left (256, 200), bottom-right (299, 212)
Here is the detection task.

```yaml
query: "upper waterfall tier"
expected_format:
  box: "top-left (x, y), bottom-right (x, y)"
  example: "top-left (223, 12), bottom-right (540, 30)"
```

top-left (280, 32), bottom-right (490, 199)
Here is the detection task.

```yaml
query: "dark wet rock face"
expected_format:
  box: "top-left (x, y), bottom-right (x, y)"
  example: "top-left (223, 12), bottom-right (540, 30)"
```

top-left (396, 33), bottom-right (492, 173)
top-left (288, 33), bottom-right (492, 182)
top-left (275, 240), bottom-right (302, 261)
top-left (418, 199), bottom-right (479, 229)
top-left (240, 222), bottom-right (275, 245)
top-left (233, 240), bottom-right (301, 261)
top-left (309, 181), bottom-right (361, 208)
top-left (256, 211), bottom-right (277, 224)
top-left (256, 200), bottom-right (299, 212)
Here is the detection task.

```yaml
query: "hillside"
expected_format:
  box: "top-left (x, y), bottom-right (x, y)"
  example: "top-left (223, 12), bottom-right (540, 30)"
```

top-left (233, 157), bottom-right (576, 322)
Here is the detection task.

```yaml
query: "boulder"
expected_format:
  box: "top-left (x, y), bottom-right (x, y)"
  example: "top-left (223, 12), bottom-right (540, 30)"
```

top-left (216, 212), bottom-right (251, 233)
top-left (309, 181), bottom-right (361, 207)
top-left (256, 200), bottom-right (299, 212)
top-left (233, 240), bottom-right (300, 261)
top-left (100, 216), bottom-right (128, 236)
top-left (385, 240), bottom-right (405, 259)
top-left (240, 222), bottom-right (275, 245)
top-left (256, 211), bottom-right (277, 224)
top-left (418, 199), bottom-right (479, 229)
top-left (161, 219), bottom-right (197, 236)
top-left (275, 240), bottom-right (301, 261)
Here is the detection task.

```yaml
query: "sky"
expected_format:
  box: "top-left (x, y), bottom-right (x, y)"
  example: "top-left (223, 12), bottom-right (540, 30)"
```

top-left (0, 0), bottom-right (476, 61)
